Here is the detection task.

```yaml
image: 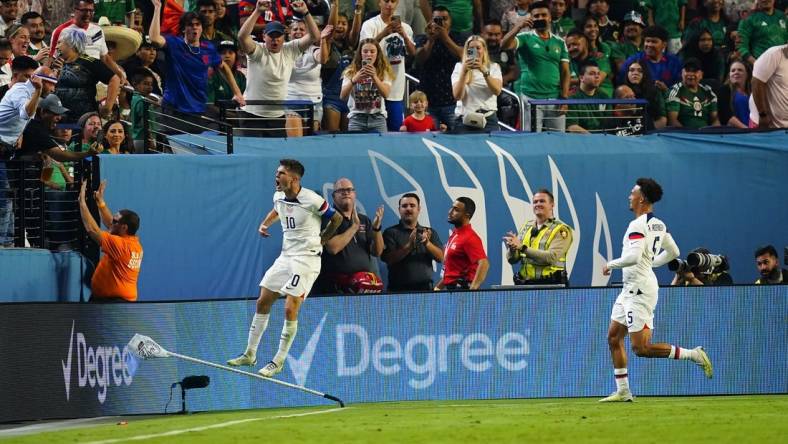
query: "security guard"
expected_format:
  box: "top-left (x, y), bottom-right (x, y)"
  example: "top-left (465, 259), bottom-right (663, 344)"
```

top-left (503, 189), bottom-right (573, 285)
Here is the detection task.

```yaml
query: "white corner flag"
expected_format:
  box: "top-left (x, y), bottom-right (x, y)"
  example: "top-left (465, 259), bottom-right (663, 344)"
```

top-left (128, 334), bottom-right (171, 360)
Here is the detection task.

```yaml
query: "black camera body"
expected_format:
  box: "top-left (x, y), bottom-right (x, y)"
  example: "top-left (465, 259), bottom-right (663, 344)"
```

top-left (668, 258), bottom-right (691, 273)
top-left (433, 16), bottom-right (444, 26)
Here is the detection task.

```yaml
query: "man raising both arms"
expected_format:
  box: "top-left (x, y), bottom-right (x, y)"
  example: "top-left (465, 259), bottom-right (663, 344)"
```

top-left (228, 159), bottom-right (343, 377)
top-left (601, 177), bottom-right (713, 402)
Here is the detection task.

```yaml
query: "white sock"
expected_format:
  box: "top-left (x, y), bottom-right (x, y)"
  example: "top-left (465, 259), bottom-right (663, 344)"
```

top-left (669, 345), bottom-right (697, 361)
top-left (273, 320), bottom-right (298, 366)
top-left (614, 368), bottom-right (629, 393)
top-left (244, 313), bottom-right (269, 358)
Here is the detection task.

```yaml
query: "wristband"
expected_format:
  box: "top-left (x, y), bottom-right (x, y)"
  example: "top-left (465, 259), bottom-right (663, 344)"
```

top-left (98, 202), bottom-right (106, 208)
top-left (293, 10), bottom-right (311, 19)
top-left (373, 226), bottom-right (381, 232)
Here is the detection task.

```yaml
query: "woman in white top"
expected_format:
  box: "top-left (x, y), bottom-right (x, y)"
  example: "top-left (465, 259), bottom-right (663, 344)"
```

top-left (286, 20), bottom-right (330, 135)
top-left (340, 38), bottom-right (394, 133)
top-left (451, 35), bottom-right (503, 133)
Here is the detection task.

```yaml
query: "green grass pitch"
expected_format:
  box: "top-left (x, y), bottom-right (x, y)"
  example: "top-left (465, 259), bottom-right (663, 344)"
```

top-left (5, 396), bottom-right (787, 443)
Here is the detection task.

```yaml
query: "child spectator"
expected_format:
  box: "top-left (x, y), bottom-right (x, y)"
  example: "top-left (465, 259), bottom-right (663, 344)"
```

top-left (209, 40), bottom-right (247, 105)
top-left (400, 90), bottom-right (439, 132)
top-left (129, 69), bottom-right (157, 152)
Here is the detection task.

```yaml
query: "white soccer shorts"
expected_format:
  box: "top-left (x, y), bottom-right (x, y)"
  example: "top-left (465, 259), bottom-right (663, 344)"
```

top-left (610, 285), bottom-right (658, 332)
top-left (259, 255), bottom-right (321, 298)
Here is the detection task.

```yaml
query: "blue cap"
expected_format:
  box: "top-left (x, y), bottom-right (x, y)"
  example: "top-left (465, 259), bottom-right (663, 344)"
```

top-left (264, 21), bottom-right (285, 36)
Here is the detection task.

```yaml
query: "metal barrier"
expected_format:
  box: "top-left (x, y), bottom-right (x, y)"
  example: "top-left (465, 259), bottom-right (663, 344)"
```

top-left (0, 158), bottom-right (95, 250)
top-left (525, 98), bottom-right (649, 135)
top-left (216, 99), bottom-right (316, 148)
top-left (406, 73), bottom-right (519, 132)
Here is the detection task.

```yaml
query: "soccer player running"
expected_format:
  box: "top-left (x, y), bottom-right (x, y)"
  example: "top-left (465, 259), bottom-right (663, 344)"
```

top-left (228, 159), bottom-right (343, 377)
top-left (600, 178), bottom-right (713, 402)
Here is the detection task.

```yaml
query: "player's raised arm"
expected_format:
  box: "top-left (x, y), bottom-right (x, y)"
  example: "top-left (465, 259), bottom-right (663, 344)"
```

top-left (259, 209), bottom-right (279, 237)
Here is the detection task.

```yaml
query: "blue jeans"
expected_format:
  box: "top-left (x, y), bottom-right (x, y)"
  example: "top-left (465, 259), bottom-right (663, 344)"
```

top-left (428, 104), bottom-right (457, 131)
top-left (348, 113), bottom-right (388, 132)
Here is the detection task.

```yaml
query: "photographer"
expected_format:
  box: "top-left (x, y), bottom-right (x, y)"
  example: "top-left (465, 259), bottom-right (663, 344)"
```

top-left (754, 245), bottom-right (786, 285)
top-left (670, 247), bottom-right (733, 286)
top-left (414, 7), bottom-right (463, 131)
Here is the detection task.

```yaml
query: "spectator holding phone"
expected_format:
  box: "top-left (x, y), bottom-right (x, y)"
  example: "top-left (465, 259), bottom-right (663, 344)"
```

top-left (359, 0), bottom-right (416, 131)
top-left (341, 38), bottom-right (394, 132)
top-left (452, 34), bottom-right (502, 132)
top-left (414, 7), bottom-right (463, 131)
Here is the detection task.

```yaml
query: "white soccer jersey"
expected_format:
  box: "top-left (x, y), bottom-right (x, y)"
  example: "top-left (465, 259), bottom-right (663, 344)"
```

top-left (608, 213), bottom-right (679, 291)
top-left (273, 188), bottom-right (332, 257)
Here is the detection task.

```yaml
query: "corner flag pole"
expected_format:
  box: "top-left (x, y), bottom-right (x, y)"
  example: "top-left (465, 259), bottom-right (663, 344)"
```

top-left (128, 334), bottom-right (345, 408)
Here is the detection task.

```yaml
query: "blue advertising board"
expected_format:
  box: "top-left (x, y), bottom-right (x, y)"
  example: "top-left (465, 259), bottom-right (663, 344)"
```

top-left (91, 131), bottom-right (788, 300)
top-left (2, 285), bottom-right (785, 421)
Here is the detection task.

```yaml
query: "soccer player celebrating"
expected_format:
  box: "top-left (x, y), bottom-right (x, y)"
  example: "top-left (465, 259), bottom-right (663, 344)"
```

top-left (228, 159), bottom-right (343, 377)
top-left (600, 178), bottom-right (713, 402)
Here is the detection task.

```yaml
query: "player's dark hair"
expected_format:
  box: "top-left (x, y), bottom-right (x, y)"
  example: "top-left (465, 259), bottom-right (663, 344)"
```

top-left (754, 245), bottom-right (778, 259)
top-left (197, 0), bottom-right (216, 10)
top-left (279, 159), bottom-right (305, 177)
top-left (636, 177), bottom-right (663, 204)
top-left (457, 197), bottom-right (476, 219)
top-left (118, 209), bottom-right (140, 235)
top-left (534, 188), bottom-right (555, 202)
top-left (399, 192), bottom-right (420, 206)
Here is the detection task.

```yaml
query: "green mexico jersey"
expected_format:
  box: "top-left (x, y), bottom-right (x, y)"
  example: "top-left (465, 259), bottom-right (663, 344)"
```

top-left (94, 0), bottom-right (136, 25)
top-left (567, 88), bottom-right (610, 132)
top-left (737, 11), bottom-right (788, 60)
top-left (610, 41), bottom-right (642, 64)
top-left (515, 31), bottom-right (569, 98)
top-left (433, 0), bottom-right (473, 33)
top-left (684, 18), bottom-right (728, 48)
top-left (552, 17), bottom-right (576, 37)
top-left (642, 0), bottom-right (687, 39)
top-left (666, 82), bottom-right (717, 129)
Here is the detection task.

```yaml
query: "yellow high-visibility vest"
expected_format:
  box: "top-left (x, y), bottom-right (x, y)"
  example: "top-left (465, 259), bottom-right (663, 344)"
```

top-left (517, 219), bottom-right (570, 281)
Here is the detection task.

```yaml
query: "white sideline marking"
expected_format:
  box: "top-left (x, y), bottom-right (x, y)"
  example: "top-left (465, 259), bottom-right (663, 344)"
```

top-left (82, 408), bottom-right (346, 444)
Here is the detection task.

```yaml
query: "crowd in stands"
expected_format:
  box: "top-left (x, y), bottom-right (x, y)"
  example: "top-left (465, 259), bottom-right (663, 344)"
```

top-left (0, 0), bottom-right (786, 143)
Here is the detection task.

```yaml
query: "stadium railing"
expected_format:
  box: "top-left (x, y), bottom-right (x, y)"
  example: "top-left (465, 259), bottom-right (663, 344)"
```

top-left (0, 158), bottom-right (96, 251)
top-left (406, 73), bottom-right (522, 132)
top-left (526, 98), bottom-right (649, 135)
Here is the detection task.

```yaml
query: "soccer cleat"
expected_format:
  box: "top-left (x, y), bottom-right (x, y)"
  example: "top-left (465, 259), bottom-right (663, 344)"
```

top-left (694, 347), bottom-right (713, 379)
top-left (598, 390), bottom-right (635, 402)
top-left (227, 353), bottom-right (256, 367)
top-left (258, 360), bottom-right (283, 378)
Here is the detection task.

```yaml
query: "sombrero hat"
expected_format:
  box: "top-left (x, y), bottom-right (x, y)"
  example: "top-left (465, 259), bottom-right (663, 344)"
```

top-left (98, 16), bottom-right (142, 62)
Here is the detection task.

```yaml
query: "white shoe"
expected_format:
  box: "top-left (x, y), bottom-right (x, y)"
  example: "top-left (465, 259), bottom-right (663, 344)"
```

top-left (599, 390), bottom-right (635, 402)
top-left (258, 360), bottom-right (283, 378)
top-left (694, 347), bottom-right (713, 379)
top-left (227, 353), bottom-right (256, 367)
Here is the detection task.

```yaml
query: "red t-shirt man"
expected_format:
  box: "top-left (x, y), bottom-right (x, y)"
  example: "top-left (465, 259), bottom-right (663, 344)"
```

top-left (435, 198), bottom-right (489, 290)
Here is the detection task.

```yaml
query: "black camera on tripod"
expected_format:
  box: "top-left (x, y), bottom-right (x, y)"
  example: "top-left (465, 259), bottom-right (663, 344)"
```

top-left (669, 250), bottom-right (729, 274)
